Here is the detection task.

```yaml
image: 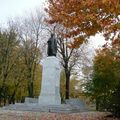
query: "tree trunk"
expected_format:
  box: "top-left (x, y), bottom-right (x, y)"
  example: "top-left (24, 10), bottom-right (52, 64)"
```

top-left (27, 69), bottom-right (34, 98)
top-left (9, 90), bottom-right (16, 104)
top-left (0, 96), bottom-right (2, 106)
top-left (65, 70), bottom-right (70, 99)
top-left (0, 88), bottom-right (2, 106)
top-left (28, 81), bottom-right (34, 98)
top-left (96, 98), bottom-right (99, 111)
top-left (3, 97), bottom-right (6, 106)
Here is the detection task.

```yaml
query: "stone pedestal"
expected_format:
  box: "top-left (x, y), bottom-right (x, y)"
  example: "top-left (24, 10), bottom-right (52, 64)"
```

top-left (38, 56), bottom-right (61, 105)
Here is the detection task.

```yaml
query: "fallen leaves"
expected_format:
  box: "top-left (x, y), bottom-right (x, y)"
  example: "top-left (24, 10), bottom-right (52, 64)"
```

top-left (0, 110), bottom-right (117, 120)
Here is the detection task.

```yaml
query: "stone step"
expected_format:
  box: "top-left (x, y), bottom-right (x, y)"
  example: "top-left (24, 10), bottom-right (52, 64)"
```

top-left (2, 103), bottom-right (88, 113)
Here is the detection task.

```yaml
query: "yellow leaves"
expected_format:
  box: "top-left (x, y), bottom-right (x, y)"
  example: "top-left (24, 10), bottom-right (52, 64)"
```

top-left (115, 1), bottom-right (120, 13)
top-left (102, 0), bottom-right (118, 5)
top-left (73, 18), bottom-right (78, 24)
top-left (101, 0), bottom-right (120, 14)
top-left (102, 0), bottom-right (109, 4)
top-left (86, 14), bottom-right (96, 21)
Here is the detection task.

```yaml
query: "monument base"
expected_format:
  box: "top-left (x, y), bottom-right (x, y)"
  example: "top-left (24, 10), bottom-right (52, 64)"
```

top-left (38, 56), bottom-right (61, 105)
top-left (39, 94), bottom-right (61, 105)
top-left (25, 97), bottom-right (38, 104)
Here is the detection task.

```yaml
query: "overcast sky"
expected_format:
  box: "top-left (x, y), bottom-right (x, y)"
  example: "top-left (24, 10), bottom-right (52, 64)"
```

top-left (0, 0), bottom-right (46, 24)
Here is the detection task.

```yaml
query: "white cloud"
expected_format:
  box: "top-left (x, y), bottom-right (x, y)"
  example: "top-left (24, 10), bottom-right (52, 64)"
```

top-left (89, 33), bottom-right (106, 49)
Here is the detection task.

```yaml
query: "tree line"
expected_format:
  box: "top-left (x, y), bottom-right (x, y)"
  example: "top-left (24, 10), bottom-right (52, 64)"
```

top-left (0, 12), bottom-right (44, 105)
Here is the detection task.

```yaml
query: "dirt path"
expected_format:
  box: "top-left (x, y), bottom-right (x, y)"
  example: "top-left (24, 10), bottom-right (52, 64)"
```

top-left (0, 110), bottom-right (119, 120)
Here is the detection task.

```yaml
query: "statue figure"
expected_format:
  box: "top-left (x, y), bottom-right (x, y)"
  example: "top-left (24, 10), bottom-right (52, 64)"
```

top-left (47, 33), bottom-right (57, 56)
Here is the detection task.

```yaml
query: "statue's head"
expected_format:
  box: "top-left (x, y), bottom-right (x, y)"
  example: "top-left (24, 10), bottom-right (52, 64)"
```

top-left (51, 33), bottom-right (54, 38)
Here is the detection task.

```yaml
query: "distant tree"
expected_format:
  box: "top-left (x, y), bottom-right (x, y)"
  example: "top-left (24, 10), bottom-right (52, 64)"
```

top-left (7, 54), bottom-right (26, 104)
top-left (0, 12), bottom-right (44, 105)
top-left (0, 25), bottom-right (20, 105)
top-left (57, 34), bottom-right (81, 99)
top-left (20, 39), bottom-right (42, 98)
top-left (16, 11), bottom-right (44, 98)
top-left (60, 70), bottom-right (83, 101)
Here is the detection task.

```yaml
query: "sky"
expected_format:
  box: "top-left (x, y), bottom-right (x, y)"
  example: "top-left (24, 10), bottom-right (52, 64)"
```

top-left (0, 0), bottom-right (46, 24)
top-left (89, 34), bottom-right (105, 49)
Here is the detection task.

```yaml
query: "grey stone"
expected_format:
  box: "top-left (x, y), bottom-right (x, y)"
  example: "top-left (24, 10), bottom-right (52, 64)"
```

top-left (2, 102), bottom-right (88, 113)
top-left (25, 97), bottom-right (38, 103)
top-left (65, 98), bottom-right (88, 111)
top-left (38, 57), bottom-right (61, 105)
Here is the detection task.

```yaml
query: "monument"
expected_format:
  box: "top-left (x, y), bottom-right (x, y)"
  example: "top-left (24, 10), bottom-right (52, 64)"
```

top-left (2, 34), bottom-right (88, 113)
top-left (38, 33), bottom-right (61, 105)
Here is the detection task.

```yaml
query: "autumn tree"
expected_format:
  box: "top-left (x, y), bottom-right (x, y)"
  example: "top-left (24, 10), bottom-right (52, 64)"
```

top-left (20, 40), bottom-right (41, 98)
top-left (0, 11), bottom-right (44, 105)
top-left (6, 48), bottom-right (28, 104)
top-left (46, 0), bottom-right (120, 47)
top-left (57, 34), bottom-right (82, 99)
top-left (0, 26), bottom-right (21, 105)
top-left (15, 11), bottom-right (44, 98)
top-left (45, 0), bottom-right (120, 100)
top-left (60, 70), bottom-right (83, 101)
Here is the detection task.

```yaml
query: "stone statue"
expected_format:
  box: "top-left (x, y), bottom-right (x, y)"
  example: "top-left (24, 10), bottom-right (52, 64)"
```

top-left (47, 33), bottom-right (57, 56)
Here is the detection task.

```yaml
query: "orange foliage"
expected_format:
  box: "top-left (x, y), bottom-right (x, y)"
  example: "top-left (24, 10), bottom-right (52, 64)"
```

top-left (46, 0), bottom-right (120, 48)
